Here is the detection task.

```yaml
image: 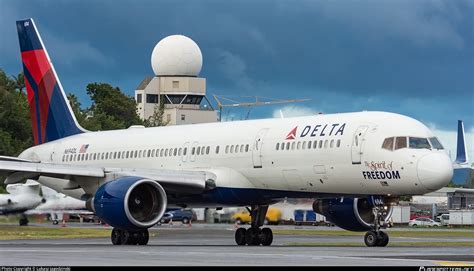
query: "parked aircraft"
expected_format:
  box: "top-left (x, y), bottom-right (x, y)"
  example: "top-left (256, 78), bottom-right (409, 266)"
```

top-left (0, 18), bottom-right (453, 247)
top-left (0, 181), bottom-right (45, 225)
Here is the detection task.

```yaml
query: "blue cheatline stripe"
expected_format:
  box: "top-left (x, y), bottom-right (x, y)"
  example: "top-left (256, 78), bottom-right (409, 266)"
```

top-left (168, 186), bottom-right (347, 206)
top-left (22, 63), bottom-right (42, 144)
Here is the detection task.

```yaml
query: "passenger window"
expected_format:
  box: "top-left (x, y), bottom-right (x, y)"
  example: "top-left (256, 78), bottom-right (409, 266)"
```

top-left (245, 144), bottom-right (249, 152)
top-left (174, 148), bottom-right (178, 156)
top-left (192, 147), bottom-right (195, 155)
top-left (395, 137), bottom-right (407, 150)
top-left (302, 141), bottom-right (306, 149)
top-left (276, 143), bottom-right (279, 150)
top-left (225, 145), bottom-right (229, 154)
top-left (297, 142), bottom-right (301, 150)
top-left (105, 153), bottom-right (109, 160)
top-left (206, 146), bottom-right (210, 155)
top-left (178, 148), bottom-right (182, 156)
top-left (216, 146), bottom-right (220, 154)
top-left (330, 140), bottom-right (334, 148)
top-left (235, 145), bottom-right (239, 153)
top-left (382, 137), bottom-right (394, 151)
top-left (324, 140), bottom-right (328, 148)
top-left (230, 145), bottom-right (234, 153)
top-left (281, 142), bottom-right (285, 151)
top-left (183, 148), bottom-right (187, 155)
top-left (429, 137), bottom-right (444, 150)
top-left (313, 141), bottom-right (317, 149)
top-left (319, 141), bottom-right (323, 149)
top-left (409, 137), bottom-right (431, 149)
top-left (165, 149), bottom-right (169, 157)
top-left (337, 139), bottom-right (341, 148)
top-left (291, 142), bottom-right (295, 150)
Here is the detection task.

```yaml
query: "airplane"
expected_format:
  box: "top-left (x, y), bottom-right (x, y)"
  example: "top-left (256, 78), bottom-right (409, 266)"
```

top-left (0, 181), bottom-right (45, 225)
top-left (0, 18), bottom-right (453, 247)
top-left (25, 181), bottom-right (93, 225)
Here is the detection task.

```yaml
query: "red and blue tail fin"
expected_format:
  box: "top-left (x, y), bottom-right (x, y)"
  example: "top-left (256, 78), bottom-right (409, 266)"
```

top-left (16, 18), bottom-right (85, 145)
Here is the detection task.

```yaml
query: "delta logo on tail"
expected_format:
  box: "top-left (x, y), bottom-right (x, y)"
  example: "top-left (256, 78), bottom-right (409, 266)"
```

top-left (285, 123), bottom-right (346, 140)
top-left (17, 19), bottom-right (83, 145)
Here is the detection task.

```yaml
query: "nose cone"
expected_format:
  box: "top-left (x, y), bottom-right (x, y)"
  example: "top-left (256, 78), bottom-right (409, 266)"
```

top-left (417, 153), bottom-right (453, 191)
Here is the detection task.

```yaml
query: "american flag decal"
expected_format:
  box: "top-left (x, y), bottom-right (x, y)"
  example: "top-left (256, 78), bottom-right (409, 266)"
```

top-left (79, 144), bottom-right (89, 153)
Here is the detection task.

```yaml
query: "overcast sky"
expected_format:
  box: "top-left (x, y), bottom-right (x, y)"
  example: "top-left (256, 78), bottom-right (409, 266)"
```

top-left (1, 0), bottom-right (473, 160)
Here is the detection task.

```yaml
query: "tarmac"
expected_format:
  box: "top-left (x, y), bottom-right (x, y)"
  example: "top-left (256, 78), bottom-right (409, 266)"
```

top-left (1, 223), bottom-right (473, 266)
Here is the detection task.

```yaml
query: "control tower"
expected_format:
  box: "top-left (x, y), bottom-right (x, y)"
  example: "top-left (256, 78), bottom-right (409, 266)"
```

top-left (135, 35), bottom-right (217, 125)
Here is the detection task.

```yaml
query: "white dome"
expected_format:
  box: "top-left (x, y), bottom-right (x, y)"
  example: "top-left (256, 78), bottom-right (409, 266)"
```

top-left (151, 35), bottom-right (202, 76)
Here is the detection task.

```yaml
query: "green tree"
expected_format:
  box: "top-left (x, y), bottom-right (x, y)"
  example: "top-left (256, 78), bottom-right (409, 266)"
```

top-left (144, 98), bottom-right (169, 127)
top-left (85, 83), bottom-right (143, 130)
top-left (0, 69), bottom-right (32, 156)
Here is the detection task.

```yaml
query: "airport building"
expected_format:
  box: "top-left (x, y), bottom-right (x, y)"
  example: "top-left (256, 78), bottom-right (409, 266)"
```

top-left (135, 35), bottom-right (217, 125)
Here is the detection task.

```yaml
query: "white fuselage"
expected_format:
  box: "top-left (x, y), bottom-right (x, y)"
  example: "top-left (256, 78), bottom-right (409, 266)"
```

top-left (19, 111), bottom-right (453, 203)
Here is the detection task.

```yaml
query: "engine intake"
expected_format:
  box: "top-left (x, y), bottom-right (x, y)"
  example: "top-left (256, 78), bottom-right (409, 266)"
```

top-left (313, 196), bottom-right (393, 231)
top-left (93, 176), bottom-right (167, 230)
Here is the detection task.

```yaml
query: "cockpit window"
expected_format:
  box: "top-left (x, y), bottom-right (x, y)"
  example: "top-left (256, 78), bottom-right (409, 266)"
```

top-left (428, 137), bottom-right (444, 150)
top-left (395, 137), bottom-right (407, 150)
top-left (409, 137), bottom-right (431, 149)
top-left (382, 137), bottom-right (394, 151)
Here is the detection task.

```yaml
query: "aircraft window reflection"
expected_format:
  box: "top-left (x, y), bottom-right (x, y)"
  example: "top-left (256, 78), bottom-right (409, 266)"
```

top-left (382, 137), bottom-right (394, 151)
top-left (429, 137), bottom-right (444, 150)
top-left (395, 137), bottom-right (407, 150)
top-left (409, 137), bottom-right (431, 150)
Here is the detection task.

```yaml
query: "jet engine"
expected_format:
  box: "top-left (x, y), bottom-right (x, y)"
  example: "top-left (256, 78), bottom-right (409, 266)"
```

top-left (312, 196), bottom-right (393, 231)
top-left (92, 176), bottom-right (167, 230)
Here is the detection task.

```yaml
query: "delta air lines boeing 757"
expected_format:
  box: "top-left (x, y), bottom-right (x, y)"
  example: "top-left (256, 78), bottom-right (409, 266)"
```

top-left (0, 18), bottom-right (453, 247)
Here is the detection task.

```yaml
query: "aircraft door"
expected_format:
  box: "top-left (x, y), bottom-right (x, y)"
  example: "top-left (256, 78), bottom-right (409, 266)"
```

top-left (190, 142), bottom-right (198, 162)
top-left (182, 142), bottom-right (190, 162)
top-left (351, 126), bottom-right (369, 164)
top-left (252, 128), bottom-right (269, 168)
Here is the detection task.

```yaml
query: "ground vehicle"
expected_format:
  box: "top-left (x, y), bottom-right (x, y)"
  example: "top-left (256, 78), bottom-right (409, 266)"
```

top-left (408, 217), bottom-right (441, 227)
top-left (160, 209), bottom-right (196, 224)
top-left (233, 207), bottom-right (282, 225)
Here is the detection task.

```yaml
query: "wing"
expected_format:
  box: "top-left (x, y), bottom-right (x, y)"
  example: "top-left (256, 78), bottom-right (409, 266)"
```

top-left (0, 156), bottom-right (215, 195)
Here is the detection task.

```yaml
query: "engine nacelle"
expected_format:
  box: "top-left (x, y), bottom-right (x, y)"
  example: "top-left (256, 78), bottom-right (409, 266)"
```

top-left (93, 176), bottom-right (167, 231)
top-left (313, 196), bottom-right (393, 232)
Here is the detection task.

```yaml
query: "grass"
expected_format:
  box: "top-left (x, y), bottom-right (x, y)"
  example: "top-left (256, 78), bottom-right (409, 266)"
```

top-left (286, 241), bottom-right (474, 247)
top-left (0, 225), bottom-right (112, 240)
top-left (273, 229), bottom-right (474, 237)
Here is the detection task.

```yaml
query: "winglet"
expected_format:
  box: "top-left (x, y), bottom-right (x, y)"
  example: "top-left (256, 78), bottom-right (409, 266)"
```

top-left (455, 120), bottom-right (469, 165)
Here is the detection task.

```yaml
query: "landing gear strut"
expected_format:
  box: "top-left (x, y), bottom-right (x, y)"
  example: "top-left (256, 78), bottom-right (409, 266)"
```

top-left (364, 205), bottom-right (390, 247)
top-left (19, 214), bottom-right (29, 226)
top-left (111, 228), bottom-right (149, 245)
top-left (234, 205), bottom-right (273, 246)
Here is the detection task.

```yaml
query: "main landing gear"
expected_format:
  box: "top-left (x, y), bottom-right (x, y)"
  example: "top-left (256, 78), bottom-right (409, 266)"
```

top-left (364, 205), bottom-right (390, 247)
top-left (234, 205), bottom-right (273, 246)
top-left (111, 228), bottom-right (149, 245)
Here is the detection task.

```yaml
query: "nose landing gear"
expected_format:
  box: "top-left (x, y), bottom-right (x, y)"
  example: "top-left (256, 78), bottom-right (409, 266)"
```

top-left (364, 205), bottom-right (390, 247)
top-left (234, 205), bottom-right (273, 246)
